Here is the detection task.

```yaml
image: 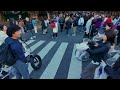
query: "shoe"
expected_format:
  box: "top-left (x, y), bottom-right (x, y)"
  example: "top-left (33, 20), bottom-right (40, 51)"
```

top-left (30, 37), bottom-right (34, 40)
top-left (33, 36), bottom-right (36, 38)
top-left (72, 34), bottom-right (76, 36)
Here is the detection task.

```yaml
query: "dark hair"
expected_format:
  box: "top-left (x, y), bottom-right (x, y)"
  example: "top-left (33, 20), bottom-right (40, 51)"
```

top-left (6, 25), bottom-right (21, 37)
top-left (106, 23), bottom-right (113, 29)
top-left (92, 19), bottom-right (96, 24)
top-left (0, 24), bottom-right (4, 30)
top-left (105, 30), bottom-right (116, 45)
top-left (108, 15), bottom-right (111, 18)
top-left (90, 15), bottom-right (94, 19)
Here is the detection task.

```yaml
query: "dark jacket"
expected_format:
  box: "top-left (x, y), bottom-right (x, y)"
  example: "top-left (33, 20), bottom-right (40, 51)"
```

top-left (5, 37), bottom-right (27, 63)
top-left (73, 17), bottom-right (79, 27)
top-left (41, 20), bottom-right (47, 29)
top-left (104, 57), bottom-right (120, 79)
top-left (59, 17), bottom-right (65, 24)
top-left (86, 40), bottom-right (111, 63)
top-left (25, 21), bottom-right (33, 30)
top-left (65, 18), bottom-right (72, 29)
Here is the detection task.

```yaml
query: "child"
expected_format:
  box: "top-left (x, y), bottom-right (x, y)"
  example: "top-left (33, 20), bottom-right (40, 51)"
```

top-left (51, 20), bottom-right (58, 38)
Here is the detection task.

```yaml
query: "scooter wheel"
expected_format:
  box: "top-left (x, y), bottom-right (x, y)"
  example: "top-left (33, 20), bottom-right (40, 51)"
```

top-left (30, 55), bottom-right (42, 70)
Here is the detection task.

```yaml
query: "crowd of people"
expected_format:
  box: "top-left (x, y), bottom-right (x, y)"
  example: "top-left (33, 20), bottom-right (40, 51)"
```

top-left (0, 11), bottom-right (120, 79)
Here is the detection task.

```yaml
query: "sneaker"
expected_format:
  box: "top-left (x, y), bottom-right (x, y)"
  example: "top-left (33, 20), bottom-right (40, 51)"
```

top-left (30, 37), bottom-right (34, 40)
top-left (33, 36), bottom-right (36, 38)
top-left (72, 34), bottom-right (76, 36)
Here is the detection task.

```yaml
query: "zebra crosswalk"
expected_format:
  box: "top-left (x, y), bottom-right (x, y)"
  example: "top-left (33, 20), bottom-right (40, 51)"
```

top-left (15, 39), bottom-right (84, 79)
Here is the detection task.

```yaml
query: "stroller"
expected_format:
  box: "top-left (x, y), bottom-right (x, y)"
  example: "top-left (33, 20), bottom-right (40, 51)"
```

top-left (0, 39), bottom-right (42, 79)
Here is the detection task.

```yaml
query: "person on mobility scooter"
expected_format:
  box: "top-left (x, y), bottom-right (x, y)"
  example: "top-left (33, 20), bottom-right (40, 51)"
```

top-left (0, 25), bottom-right (42, 79)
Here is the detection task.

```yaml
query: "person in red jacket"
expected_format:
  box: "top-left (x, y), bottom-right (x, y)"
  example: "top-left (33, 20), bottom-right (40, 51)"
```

top-left (105, 15), bottom-right (112, 25)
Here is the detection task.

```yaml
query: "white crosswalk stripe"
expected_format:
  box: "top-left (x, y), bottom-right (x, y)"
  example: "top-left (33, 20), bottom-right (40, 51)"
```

top-left (40, 42), bottom-right (68, 79)
top-left (67, 44), bottom-right (82, 79)
top-left (38, 41), bottom-right (56, 59)
top-left (26, 40), bottom-right (35, 45)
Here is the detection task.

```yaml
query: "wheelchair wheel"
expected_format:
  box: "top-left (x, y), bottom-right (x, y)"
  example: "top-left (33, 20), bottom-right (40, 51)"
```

top-left (75, 49), bottom-right (89, 62)
top-left (30, 55), bottom-right (42, 70)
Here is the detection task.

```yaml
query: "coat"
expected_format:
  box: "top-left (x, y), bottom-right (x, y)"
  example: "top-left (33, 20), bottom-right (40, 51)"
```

top-left (86, 40), bottom-right (111, 63)
top-left (5, 37), bottom-right (27, 63)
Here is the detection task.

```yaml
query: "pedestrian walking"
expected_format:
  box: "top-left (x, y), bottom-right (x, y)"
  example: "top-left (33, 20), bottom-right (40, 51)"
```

top-left (85, 15), bottom-right (94, 38)
top-left (25, 17), bottom-right (35, 39)
top-left (32, 18), bottom-right (38, 33)
top-left (78, 15), bottom-right (84, 33)
top-left (59, 14), bottom-right (65, 32)
top-left (41, 17), bottom-right (47, 35)
top-left (65, 15), bottom-right (72, 36)
top-left (72, 15), bottom-right (79, 36)
top-left (51, 20), bottom-right (58, 38)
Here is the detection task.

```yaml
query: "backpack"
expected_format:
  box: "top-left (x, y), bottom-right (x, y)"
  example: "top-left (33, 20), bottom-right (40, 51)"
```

top-left (0, 43), bottom-right (16, 66)
top-left (41, 21), bottom-right (47, 29)
top-left (51, 22), bottom-right (56, 28)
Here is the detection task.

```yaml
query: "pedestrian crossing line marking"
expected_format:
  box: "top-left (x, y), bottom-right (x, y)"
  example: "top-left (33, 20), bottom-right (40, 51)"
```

top-left (67, 44), bottom-right (82, 79)
top-left (30, 40), bottom-right (45, 52)
top-left (38, 41), bottom-right (56, 59)
top-left (40, 42), bottom-right (68, 79)
top-left (26, 40), bottom-right (35, 45)
top-left (28, 40), bottom-right (45, 74)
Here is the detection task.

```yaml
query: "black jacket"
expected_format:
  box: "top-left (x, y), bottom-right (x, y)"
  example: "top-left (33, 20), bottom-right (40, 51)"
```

top-left (25, 21), bottom-right (33, 30)
top-left (86, 40), bottom-right (111, 63)
top-left (73, 17), bottom-right (79, 27)
top-left (65, 18), bottom-right (72, 29)
top-left (59, 17), bottom-right (65, 24)
top-left (104, 57), bottom-right (120, 79)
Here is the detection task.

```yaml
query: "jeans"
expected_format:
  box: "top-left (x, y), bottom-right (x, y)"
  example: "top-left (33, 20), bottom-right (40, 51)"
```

top-left (13, 60), bottom-right (29, 79)
top-left (66, 28), bottom-right (71, 35)
top-left (78, 25), bottom-right (83, 32)
top-left (60, 24), bottom-right (64, 32)
top-left (72, 26), bottom-right (77, 35)
top-left (43, 28), bottom-right (47, 34)
top-left (34, 26), bottom-right (37, 33)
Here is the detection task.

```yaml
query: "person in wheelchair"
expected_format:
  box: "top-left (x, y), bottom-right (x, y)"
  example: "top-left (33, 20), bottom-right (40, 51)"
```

top-left (81, 27), bottom-right (116, 79)
top-left (5, 25), bottom-right (30, 79)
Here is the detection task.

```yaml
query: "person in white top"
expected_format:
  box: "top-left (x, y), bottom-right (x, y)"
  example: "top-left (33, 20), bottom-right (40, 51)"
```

top-left (78, 15), bottom-right (84, 32)
top-left (0, 25), bottom-right (8, 45)
top-left (85, 16), bottom-right (94, 36)
top-left (113, 16), bottom-right (119, 25)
